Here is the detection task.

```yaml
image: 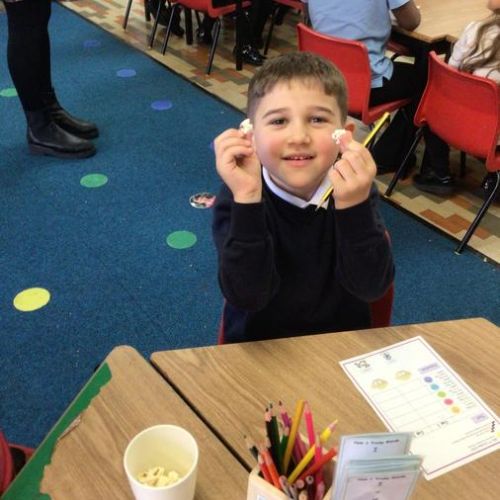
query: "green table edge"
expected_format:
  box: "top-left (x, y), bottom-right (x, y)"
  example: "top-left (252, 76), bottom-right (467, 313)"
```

top-left (2, 362), bottom-right (112, 499)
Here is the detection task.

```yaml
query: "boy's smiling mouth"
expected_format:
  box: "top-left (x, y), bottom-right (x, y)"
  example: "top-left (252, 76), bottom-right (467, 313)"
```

top-left (282, 153), bottom-right (315, 161)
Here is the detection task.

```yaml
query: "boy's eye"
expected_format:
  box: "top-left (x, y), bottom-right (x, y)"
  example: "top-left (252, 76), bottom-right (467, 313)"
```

top-left (269, 118), bottom-right (286, 126)
top-left (311, 116), bottom-right (328, 123)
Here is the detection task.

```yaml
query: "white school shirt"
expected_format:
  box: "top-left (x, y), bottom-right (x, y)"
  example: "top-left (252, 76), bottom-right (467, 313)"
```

top-left (262, 167), bottom-right (331, 209)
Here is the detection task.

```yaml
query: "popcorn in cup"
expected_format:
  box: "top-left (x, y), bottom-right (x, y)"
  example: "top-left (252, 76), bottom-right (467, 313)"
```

top-left (123, 425), bottom-right (199, 500)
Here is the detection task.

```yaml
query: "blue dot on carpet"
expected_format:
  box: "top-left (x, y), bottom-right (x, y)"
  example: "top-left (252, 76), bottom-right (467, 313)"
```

top-left (116, 68), bottom-right (137, 78)
top-left (151, 100), bottom-right (173, 111)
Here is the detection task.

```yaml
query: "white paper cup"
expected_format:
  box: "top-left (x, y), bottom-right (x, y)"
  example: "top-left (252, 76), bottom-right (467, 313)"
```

top-left (123, 425), bottom-right (199, 500)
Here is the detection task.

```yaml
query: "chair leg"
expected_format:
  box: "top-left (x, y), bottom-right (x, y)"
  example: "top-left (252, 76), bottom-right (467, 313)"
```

top-left (185, 8), bottom-right (193, 45)
top-left (455, 171), bottom-right (500, 254)
top-left (161, 3), bottom-right (179, 55)
top-left (194, 11), bottom-right (202, 29)
top-left (148, 0), bottom-right (166, 48)
top-left (385, 127), bottom-right (423, 197)
top-left (264, 6), bottom-right (279, 55)
top-left (144, 0), bottom-right (151, 22)
top-left (207, 19), bottom-right (221, 75)
top-left (123, 0), bottom-right (134, 29)
top-left (460, 151), bottom-right (467, 178)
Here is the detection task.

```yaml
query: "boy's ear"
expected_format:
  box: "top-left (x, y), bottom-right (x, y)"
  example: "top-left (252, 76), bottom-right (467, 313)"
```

top-left (345, 121), bottom-right (355, 134)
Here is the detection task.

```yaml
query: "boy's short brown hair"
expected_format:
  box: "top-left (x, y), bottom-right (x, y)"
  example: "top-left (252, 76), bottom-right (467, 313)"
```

top-left (247, 52), bottom-right (348, 122)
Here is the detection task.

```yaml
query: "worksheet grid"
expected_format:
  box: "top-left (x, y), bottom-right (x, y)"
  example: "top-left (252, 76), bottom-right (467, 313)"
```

top-left (370, 373), bottom-right (465, 436)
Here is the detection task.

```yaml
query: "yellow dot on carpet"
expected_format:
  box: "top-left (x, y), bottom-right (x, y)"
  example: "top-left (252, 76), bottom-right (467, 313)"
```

top-left (13, 287), bottom-right (51, 312)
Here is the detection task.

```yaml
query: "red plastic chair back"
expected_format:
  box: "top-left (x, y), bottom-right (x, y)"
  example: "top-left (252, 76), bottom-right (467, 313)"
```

top-left (0, 430), bottom-right (14, 495)
top-left (415, 52), bottom-right (500, 172)
top-left (297, 23), bottom-right (411, 124)
top-left (369, 282), bottom-right (394, 328)
top-left (274, 0), bottom-right (304, 10)
top-left (175, 0), bottom-right (248, 18)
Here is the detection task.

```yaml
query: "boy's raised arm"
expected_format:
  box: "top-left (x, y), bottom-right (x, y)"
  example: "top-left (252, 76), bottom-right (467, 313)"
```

top-left (212, 184), bottom-right (280, 311)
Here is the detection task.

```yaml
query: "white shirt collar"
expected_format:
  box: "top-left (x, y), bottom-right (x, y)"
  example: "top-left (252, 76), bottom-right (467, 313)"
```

top-left (262, 167), bottom-right (330, 209)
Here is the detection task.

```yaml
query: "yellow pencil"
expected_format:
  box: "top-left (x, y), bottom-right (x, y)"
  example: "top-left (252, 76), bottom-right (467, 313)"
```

top-left (287, 420), bottom-right (338, 484)
top-left (282, 399), bottom-right (305, 473)
top-left (315, 111), bottom-right (391, 211)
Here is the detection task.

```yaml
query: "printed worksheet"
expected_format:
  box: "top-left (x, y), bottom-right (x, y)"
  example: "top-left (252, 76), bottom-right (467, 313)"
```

top-left (340, 336), bottom-right (500, 479)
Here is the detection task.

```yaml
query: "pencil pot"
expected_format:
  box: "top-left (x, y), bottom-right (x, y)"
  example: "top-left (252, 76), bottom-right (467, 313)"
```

top-left (246, 436), bottom-right (334, 500)
top-left (246, 466), bottom-right (333, 500)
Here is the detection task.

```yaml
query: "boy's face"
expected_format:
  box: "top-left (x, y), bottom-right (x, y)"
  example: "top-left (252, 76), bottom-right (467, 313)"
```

top-left (251, 79), bottom-right (347, 201)
top-left (487, 0), bottom-right (500, 11)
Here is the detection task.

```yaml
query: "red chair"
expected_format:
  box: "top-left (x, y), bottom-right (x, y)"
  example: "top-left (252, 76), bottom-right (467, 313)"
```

top-left (297, 23), bottom-right (412, 132)
top-left (264, 0), bottom-right (304, 55)
top-left (0, 430), bottom-right (34, 495)
top-left (385, 52), bottom-right (500, 253)
top-left (160, 0), bottom-right (251, 75)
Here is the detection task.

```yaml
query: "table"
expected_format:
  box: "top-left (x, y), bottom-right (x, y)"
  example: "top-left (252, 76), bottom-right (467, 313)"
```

top-left (3, 346), bottom-right (247, 499)
top-left (152, 318), bottom-right (500, 499)
top-left (392, 0), bottom-right (490, 45)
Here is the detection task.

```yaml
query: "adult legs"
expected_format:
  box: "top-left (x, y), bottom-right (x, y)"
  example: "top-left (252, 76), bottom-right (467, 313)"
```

top-left (3, 0), bottom-right (96, 158)
top-left (4, 0), bottom-right (53, 112)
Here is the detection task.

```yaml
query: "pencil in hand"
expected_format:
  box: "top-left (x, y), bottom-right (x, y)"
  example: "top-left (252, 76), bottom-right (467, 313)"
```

top-left (315, 111), bottom-right (391, 211)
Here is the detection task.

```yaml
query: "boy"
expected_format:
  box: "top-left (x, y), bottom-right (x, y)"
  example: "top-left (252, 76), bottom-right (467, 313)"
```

top-left (212, 52), bottom-right (394, 344)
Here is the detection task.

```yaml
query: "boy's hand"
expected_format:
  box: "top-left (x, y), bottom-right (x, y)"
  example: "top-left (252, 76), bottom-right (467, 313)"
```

top-left (328, 131), bottom-right (377, 210)
top-left (214, 128), bottom-right (262, 204)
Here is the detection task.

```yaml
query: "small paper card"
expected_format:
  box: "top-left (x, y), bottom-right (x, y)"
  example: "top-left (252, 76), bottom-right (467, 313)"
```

top-left (332, 433), bottom-right (421, 500)
top-left (340, 336), bottom-right (500, 479)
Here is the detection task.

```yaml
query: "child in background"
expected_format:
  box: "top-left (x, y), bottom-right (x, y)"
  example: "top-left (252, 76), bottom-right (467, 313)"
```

top-left (414, 0), bottom-right (500, 195)
top-left (212, 52), bottom-right (394, 344)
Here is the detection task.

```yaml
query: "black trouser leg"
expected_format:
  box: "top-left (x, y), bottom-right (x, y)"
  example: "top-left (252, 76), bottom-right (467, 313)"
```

top-left (421, 127), bottom-right (451, 177)
top-left (4, 0), bottom-right (52, 112)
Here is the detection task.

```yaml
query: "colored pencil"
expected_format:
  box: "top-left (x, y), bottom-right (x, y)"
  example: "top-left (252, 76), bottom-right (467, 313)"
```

top-left (287, 420), bottom-right (338, 484)
top-left (304, 402), bottom-right (316, 448)
top-left (315, 111), bottom-right (391, 211)
top-left (269, 404), bottom-right (282, 473)
top-left (280, 425), bottom-right (290, 461)
top-left (261, 446), bottom-right (281, 489)
top-left (283, 399), bottom-right (305, 473)
top-left (279, 400), bottom-right (292, 427)
top-left (315, 481), bottom-right (326, 500)
top-left (258, 452), bottom-right (273, 483)
top-left (297, 446), bottom-right (337, 482)
top-left (314, 433), bottom-right (324, 492)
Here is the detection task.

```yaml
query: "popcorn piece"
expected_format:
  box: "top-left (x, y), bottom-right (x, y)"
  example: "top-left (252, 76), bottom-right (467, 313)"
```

top-left (239, 118), bottom-right (253, 134)
top-left (137, 466), bottom-right (181, 487)
top-left (331, 128), bottom-right (347, 144)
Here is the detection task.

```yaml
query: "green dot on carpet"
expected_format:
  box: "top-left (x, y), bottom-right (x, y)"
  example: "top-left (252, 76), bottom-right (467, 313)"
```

top-left (166, 231), bottom-right (197, 249)
top-left (80, 173), bottom-right (108, 188)
top-left (0, 87), bottom-right (17, 97)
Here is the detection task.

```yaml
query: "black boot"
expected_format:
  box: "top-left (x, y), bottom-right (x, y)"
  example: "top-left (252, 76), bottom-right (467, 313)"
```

top-left (41, 90), bottom-right (99, 140)
top-left (26, 108), bottom-right (96, 159)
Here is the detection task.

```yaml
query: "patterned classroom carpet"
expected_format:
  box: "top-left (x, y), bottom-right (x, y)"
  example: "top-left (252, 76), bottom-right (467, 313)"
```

top-left (20, 1), bottom-right (500, 261)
